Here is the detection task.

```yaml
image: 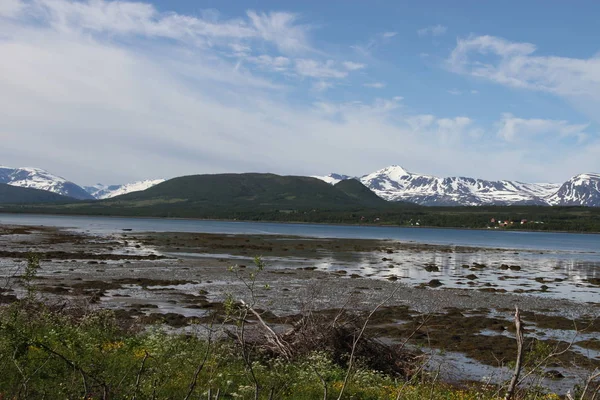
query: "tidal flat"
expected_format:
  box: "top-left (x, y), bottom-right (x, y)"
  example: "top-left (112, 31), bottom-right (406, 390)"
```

top-left (1, 224), bottom-right (599, 394)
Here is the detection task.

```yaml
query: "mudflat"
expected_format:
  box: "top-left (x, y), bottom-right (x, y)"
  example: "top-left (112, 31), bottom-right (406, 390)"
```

top-left (1, 224), bottom-right (599, 392)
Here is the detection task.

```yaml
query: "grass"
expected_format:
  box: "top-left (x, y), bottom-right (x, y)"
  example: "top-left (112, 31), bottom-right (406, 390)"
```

top-left (0, 257), bottom-right (586, 399)
top-left (0, 299), bottom-right (571, 399)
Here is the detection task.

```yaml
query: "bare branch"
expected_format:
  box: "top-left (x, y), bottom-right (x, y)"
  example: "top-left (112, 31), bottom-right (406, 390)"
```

top-left (132, 351), bottom-right (149, 400)
top-left (504, 306), bottom-right (524, 400)
top-left (336, 285), bottom-right (400, 400)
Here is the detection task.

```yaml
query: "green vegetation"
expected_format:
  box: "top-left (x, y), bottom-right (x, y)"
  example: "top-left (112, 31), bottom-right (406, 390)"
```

top-left (0, 257), bottom-right (572, 399)
top-left (0, 183), bottom-right (74, 204)
top-left (332, 179), bottom-right (389, 207)
top-left (114, 173), bottom-right (378, 211)
top-left (0, 303), bottom-right (542, 400)
top-left (1, 173), bottom-right (600, 232)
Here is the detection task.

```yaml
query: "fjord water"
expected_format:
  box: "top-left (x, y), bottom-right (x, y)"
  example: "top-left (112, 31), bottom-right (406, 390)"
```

top-left (0, 213), bottom-right (598, 255)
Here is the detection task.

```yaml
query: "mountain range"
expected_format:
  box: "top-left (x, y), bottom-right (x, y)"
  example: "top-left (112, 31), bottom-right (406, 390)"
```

top-left (84, 180), bottom-right (166, 200)
top-left (0, 166), bottom-right (163, 200)
top-left (0, 166), bottom-right (93, 200)
top-left (314, 166), bottom-right (600, 207)
top-left (1, 164), bottom-right (599, 207)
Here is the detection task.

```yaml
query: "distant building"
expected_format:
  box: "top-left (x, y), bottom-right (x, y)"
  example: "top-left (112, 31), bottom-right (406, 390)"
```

top-left (521, 219), bottom-right (528, 224)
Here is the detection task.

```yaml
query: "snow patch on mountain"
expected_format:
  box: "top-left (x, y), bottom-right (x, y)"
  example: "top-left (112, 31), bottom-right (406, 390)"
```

top-left (0, 166), bottom-right (92, 200)
top-left (546, 173), bottom-right (600, 207)
top-left (313, 165), bottom-right (577, 206)
top-left (85, 179), bottom-right (165, 199)
top-left (359, 165), bottom-right (563, 206)
top-left (311, 173), bottom-right (352, 185)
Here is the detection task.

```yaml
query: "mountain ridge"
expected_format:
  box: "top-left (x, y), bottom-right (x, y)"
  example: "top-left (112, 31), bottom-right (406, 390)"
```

top-left (0, 166), bottom-right (93, 200)
top-left (1, 166), bottom-right (165, 200)
top-left (2, 164), bottom-right (599, 207)
top-left (84, 179), bottom-right (166, 199)
top-left (0, 183), bottom-right (75, 204)
top-left (314, 165), bottom-right (599, 207)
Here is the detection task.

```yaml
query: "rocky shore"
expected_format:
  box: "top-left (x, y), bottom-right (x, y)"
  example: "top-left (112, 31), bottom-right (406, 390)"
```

top-left (1, 224), bottom-right (599, 392)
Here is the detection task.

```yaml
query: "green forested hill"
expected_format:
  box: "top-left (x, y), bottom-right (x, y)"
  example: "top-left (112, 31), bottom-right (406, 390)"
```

top-left (0, 183), bottom-right (73, 204)
top-left (332, 179), bottom-right (389, 207)
top-left (108, 173), bottom-right (378, 211)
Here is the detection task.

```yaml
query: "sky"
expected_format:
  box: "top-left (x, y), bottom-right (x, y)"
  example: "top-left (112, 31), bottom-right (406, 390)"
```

top-left (1, 0), bottom-right (600, 185)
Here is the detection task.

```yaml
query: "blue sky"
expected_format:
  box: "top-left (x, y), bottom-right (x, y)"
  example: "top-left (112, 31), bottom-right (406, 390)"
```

top-left (0, 0), bottom-right (599, 184)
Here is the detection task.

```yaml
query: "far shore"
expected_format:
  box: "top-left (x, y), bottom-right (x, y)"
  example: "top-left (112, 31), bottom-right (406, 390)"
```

top-left (1, 210), bottom-right (600, 236)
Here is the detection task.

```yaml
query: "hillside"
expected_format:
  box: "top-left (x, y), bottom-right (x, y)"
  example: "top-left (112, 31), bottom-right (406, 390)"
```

top-left (332, 179), bottom-right (390, 207)
top-left (0, 183), bottom-right (74, 204)
top-left (107, 173), bottom-right (378, 211)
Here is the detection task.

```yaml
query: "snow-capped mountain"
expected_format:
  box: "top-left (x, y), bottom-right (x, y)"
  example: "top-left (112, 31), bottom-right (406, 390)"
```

top-left (546, 173), bottom-right (600, 207)
top-left (311, 173), bottom-right (352, 185)
top-left (0, 166), bottom-right (93, 200)
top-left (359, 166), bottom-right (560, 206)
top-left (84, 179), bottom-right (165, 199)
top-left (315, 165), bottom-right (600, 207)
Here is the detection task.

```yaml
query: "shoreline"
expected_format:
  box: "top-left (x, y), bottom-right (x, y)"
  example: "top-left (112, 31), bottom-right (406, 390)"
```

top-left (0, 224), bottom-right (598, 394)
top-left (1, 210), bottom-right (600, 236)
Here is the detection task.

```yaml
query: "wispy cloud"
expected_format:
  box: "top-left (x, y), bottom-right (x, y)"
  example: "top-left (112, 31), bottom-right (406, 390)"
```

top-left (447, 35), bottom-right (600, 98)
top-left (311, 81), bottom-right (335, 92)
top-left (0, 0), bottom-right (597, 184)
top-left (497, 113), bottom-right (589, 143)
top-left (247, 55), bottom-right (291, 72)
top-left (342, 61), bottom-right (366, 71)
top-left (363, 82), bottom-right (386, 88)
top-left (0, 0), bottom-right (24, 17)
top-left (8, 0), bottom-right (311, 54)
top-left (351, 31), bottom-right (398, 57)
top-left (295, 59), bottom-right (348, 78)
top-left (447, 34), bottom-right (600, 130)
top-left (417, 24), bottom-right (447, 37)
top-left (447, 89), bottom-right (462, 95)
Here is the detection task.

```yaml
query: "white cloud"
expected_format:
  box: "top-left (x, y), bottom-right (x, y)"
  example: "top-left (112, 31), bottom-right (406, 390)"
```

top-left (447, 89), bottom-right (462, 95)
top-left (417, 24), bottom-right (447, 37)
top-left (363, 82), bottom-right (386, 89)
top-left (311, 81), bottom-right (334, 92)
top-left (17, 0), bottom-right (311, 54)
top-left (229, 43), bottom-right (251, 57)
top-left (351, 31), bottom-right (397, 57)
top-left (0, 1), bottom-right (597, 185)
top-left (295, 59), bottom-right (347, 79)
top-left (246, 10), bottom-right (311, 53)
top-left (496, 113), bottom-right (589, 142)
top-left (447, 35), bottom-right (600, 99)
top-left (342, 61), bottom-right (366, 71)
top-left (247, 55), bottom-right (290, 72)
top-left (0, 0), bottom-right (25, 17)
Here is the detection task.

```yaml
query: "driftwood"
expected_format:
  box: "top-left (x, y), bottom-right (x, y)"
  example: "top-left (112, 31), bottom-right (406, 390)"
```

top-left (505, 306), bottom-right (524, 400)
top-left (228, 302), bottom-right (418, 379)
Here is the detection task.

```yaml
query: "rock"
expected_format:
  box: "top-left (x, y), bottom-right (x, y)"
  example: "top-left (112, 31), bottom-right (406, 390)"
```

top-left (428, 279), bottom-right (443, 288)
top-left (544, 370), bottom-right (565, 379)
top-left (424, 264), bottom-right (440, 272)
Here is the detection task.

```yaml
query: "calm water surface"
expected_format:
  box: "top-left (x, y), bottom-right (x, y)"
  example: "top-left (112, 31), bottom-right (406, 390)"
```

top-left (1, 213), bottom-right (598, 255)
